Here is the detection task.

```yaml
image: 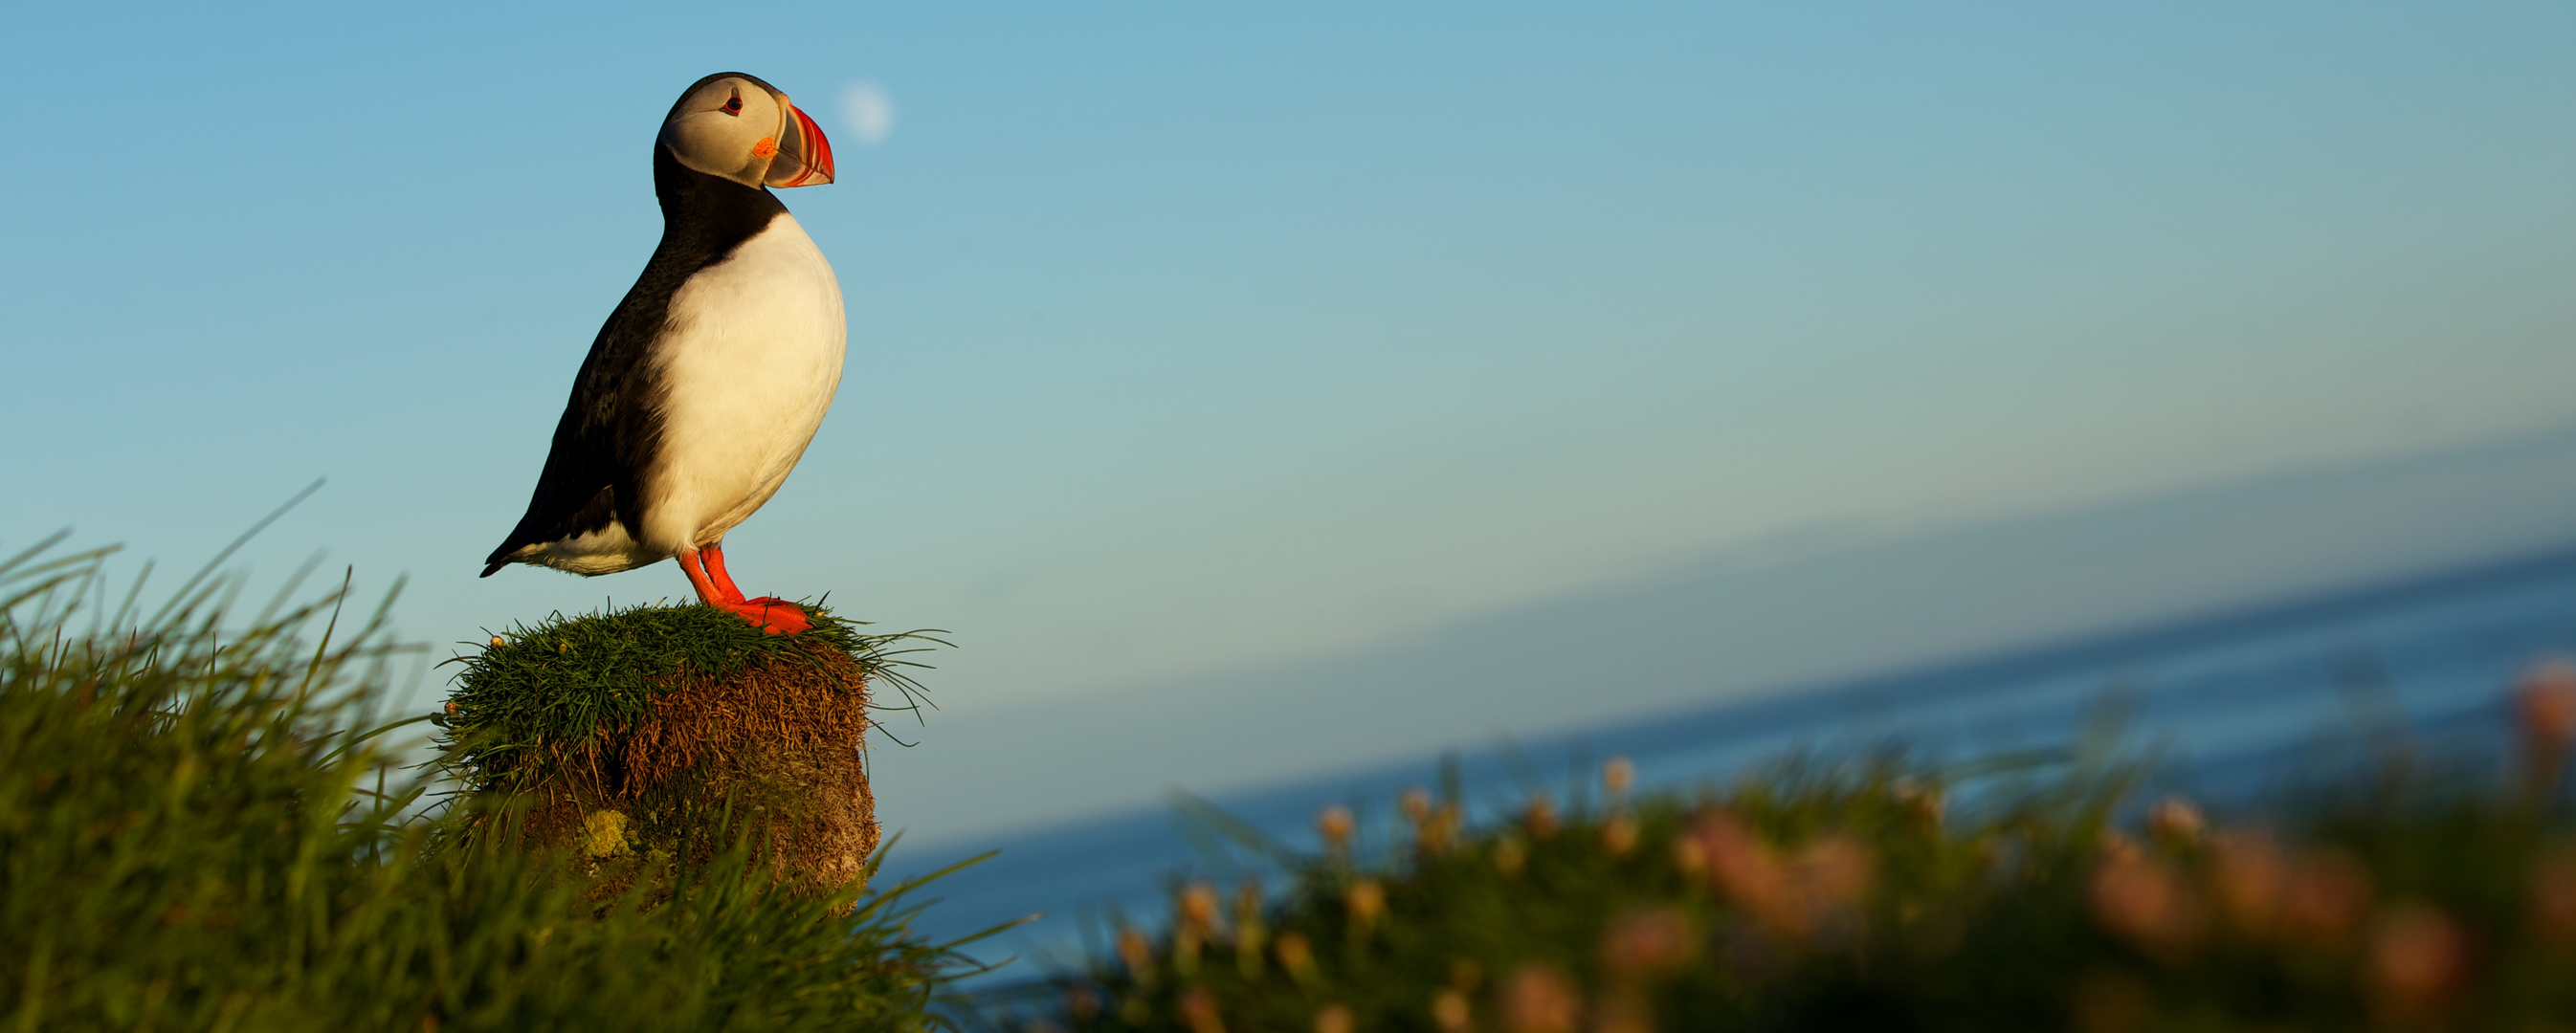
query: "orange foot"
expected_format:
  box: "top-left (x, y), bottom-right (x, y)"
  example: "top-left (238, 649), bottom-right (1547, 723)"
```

top-left (677, 547), bottom-right (812, 634)
top-left (718, 596), bottom-right (811, 635)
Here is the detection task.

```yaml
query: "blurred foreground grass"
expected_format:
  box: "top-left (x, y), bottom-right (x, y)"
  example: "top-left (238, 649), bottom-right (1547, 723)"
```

top-left (0, 534), bottom-right (985, 1031)
top-left (15, 521), bottom-right (2576, 1033)
top-left (976, 675), bottom-right (2576, 1032)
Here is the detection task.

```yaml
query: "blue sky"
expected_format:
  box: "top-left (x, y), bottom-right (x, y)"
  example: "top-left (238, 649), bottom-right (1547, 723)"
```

top-left (5, 4), bottom-right (2574, 838)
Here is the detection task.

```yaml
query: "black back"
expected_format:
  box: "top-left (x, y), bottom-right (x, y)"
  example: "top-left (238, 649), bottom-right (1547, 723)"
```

top-left (481, 144), bottom-right (788, 576)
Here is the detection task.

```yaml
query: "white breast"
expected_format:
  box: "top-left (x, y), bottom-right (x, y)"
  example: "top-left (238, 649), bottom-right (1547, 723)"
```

top-left (637, 213), bottom-right (846, 554)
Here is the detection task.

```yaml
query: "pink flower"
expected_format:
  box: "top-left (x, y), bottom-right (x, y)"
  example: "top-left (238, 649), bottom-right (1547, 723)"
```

top-left (1178, 988), bottom-right (1226, 1033)
top-left (1499, 963), bottom-right (1582, 1033)
top-left (1601, 906), bottom-right (1699, 976)
top-left (2366, 904), bottom-right (2471, 1019)
top-left (2090, 853), bottom-right (2204, 956)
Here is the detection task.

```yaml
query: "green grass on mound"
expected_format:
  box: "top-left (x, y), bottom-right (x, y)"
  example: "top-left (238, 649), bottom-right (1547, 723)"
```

top-left (0, 535), bottom-right (986, 1032)
top-left (441, 602), bottom-right (944, 792)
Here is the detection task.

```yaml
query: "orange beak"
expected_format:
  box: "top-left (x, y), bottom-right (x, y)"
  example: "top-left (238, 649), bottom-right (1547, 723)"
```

top-left (765, 101), bottom-right (835, 187)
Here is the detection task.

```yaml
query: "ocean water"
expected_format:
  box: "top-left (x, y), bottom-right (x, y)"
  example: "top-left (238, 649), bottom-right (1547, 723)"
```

top-left (894, 546), bottom-right (2576, 982)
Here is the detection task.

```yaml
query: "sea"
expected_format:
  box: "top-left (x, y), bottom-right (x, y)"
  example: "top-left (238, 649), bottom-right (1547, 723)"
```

top-left (895, 545), bottom-right (2576, 985)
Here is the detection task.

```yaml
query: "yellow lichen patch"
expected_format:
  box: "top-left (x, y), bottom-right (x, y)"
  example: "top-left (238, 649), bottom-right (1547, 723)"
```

top-left (578, 809), bottom-right (632, 860)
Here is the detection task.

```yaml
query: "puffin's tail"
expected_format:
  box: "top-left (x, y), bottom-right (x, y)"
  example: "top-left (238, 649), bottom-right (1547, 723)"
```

top-left (479, 540), bottom-right (522, 578)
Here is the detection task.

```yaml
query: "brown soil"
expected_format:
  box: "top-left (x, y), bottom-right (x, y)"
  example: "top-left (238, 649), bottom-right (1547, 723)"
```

top-left (502, 646), bottom-right (877, 893)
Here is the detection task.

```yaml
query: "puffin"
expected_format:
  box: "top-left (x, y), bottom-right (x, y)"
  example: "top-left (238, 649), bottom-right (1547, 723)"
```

top-left (482, 72), bottom-right (842, 635)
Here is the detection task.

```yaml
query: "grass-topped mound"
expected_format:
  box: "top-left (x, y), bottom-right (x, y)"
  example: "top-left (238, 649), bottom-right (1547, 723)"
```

top-left (441, 603), bottom-right (943, 891)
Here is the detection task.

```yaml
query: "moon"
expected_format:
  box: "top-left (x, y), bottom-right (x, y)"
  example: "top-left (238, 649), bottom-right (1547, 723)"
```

top-left (841, 81), bottom-right (897, 146)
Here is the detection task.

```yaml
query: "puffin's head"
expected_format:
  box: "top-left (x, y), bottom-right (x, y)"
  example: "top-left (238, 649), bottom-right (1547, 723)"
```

top-left (657, 72), bottom-right (835, 189)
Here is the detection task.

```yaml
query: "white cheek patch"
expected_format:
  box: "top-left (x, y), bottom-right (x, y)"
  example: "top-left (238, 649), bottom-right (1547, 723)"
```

top-left (658, 79), bottom-right (786, 185)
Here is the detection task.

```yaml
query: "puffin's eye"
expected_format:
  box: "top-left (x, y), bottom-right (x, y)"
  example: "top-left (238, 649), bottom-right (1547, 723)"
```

top-left (722, 92), bottom-right (744, 115)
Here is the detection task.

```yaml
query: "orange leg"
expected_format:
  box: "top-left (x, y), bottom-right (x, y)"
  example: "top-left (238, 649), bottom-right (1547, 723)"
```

top-left (675, 547), bottom-right (809, 634)
top-left (700, 543), bottom-right (748, 604)
top-left (676, 547), bottom-right (730, 604)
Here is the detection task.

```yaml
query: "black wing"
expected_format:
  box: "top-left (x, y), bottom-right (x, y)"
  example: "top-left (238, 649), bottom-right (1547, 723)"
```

top-left (478, 283), bottom-right (669, 575)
